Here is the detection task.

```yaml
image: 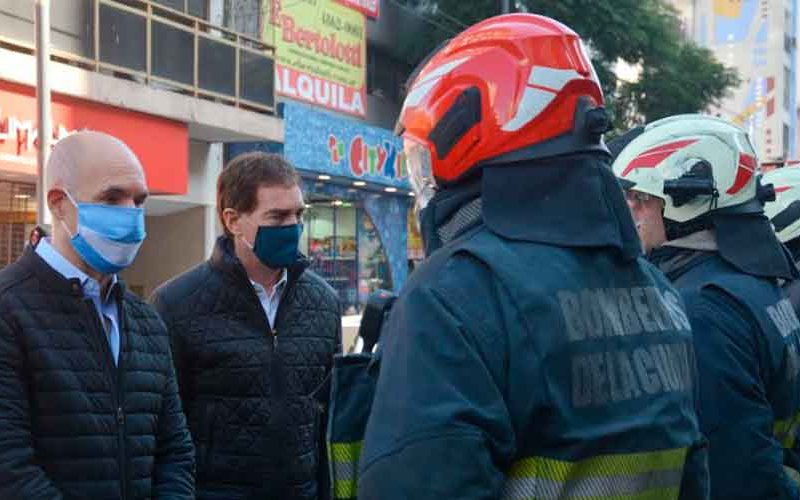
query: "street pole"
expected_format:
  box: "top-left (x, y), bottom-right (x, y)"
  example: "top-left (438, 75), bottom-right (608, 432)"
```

top-left (500, 0), bottom-right (510, 13)
top-left (35, 0), bottom-right (51, 227)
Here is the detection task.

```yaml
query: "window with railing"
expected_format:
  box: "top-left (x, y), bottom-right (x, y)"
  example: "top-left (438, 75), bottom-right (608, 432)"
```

top-left (152, 0), bottom-right (209, 19)
top-left (0, 0), bottom-right (274, 113)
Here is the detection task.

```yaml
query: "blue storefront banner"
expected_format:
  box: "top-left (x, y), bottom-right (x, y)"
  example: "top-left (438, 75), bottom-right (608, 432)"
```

top-left (283, 102), bottom-right (411, 189)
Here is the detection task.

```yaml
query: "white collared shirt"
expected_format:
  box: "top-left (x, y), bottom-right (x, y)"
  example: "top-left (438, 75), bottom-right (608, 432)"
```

top-left (36, 238), bottom-right (121, 364)
top-left (251, 269), bottom-right (288, 329)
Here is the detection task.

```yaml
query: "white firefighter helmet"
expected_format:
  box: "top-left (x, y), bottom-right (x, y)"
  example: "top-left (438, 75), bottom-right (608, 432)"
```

top-left (763, 167), bottom-right (800, 243)
top-left (612, 114), bottom-right (762, 224)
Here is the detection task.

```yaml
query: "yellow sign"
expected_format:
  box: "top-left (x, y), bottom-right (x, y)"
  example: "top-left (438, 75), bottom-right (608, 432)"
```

top-left (407, 207), bottom-right (424, 261)
top-left (264, 0), bottom-right (367, 117)
top-left (714, 0), bottom-right (743, 18)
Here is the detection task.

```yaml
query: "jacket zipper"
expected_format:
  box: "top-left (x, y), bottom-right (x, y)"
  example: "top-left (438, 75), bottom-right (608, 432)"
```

top-left (117, 302), bottom-right (127, 500)
top-left (83, 298), bottom-right (126, 500)
top-left (264, 270), bottom-right (300, 499)
top-left (270, 272), bottom-right (301, 350)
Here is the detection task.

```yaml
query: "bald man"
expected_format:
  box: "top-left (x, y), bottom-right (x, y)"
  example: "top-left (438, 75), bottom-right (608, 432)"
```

top-left (0, 131), bottom-right (195, 499)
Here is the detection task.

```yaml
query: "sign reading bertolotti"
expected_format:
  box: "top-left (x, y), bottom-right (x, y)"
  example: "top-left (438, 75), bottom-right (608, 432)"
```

top-left (264, 0), bottom-right (367, 117)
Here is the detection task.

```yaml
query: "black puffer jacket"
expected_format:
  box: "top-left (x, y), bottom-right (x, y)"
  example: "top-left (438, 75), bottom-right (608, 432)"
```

top-left (0, 247), bottom-right (195, 499)
top-left (151, 237), bottom-right (341, 500)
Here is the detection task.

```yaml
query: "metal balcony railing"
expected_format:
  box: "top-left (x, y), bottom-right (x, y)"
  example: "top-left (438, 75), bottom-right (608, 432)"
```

top-left (0, 0), bottom-right (276, 113)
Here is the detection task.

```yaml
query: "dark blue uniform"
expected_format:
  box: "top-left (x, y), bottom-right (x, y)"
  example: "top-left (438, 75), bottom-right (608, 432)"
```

top-left (357, 158), bottom-right (709, 500)
top-left (656, 249), bottom-right (800, 499)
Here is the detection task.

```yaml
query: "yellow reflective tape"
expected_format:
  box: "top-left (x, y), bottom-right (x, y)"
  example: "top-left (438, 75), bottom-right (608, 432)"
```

top-left (775, 419), bottom-right (793, 448)
top-left (333, 479), bottom-right (357, 499)
top-left (330, 441), bottom-right (362, 499)
top-left (330, 441), bottom-right (363, 464)
top-left (774, 413), bottom-right (800, 449)
top-left (508, 447), bottom-right (688, 482)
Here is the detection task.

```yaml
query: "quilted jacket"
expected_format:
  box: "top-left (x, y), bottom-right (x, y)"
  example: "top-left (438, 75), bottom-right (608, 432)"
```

top-left (151, 236), bottom-right (342, 500)
top-left (0, 246), bottom-right (195, 499)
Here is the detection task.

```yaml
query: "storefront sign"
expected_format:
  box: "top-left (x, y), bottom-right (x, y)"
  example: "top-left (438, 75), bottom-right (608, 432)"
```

top-left (0, 80), bottom-right (188, 195)
top-left (283, 102), bottom-right (409, 188)
top-left (264, 0), bottom-right (367, 117)
top-left (336, 0), bottom-right (379, 19)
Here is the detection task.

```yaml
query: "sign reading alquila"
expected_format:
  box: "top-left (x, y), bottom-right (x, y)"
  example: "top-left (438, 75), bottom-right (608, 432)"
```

top-left (264, 0), bottom-right (367, 117)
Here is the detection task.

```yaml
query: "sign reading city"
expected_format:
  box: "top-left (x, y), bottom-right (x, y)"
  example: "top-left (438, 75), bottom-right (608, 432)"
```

top-left (283, 102), bottom-right (409, 188)
top-left (264, 0), bottom-right (367, 117)
top-left (327, 134), bottom-right (406, 180)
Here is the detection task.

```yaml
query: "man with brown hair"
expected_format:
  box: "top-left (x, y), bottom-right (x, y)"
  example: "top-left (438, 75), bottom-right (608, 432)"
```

top-left (151, 152), bottom-right (341, 500)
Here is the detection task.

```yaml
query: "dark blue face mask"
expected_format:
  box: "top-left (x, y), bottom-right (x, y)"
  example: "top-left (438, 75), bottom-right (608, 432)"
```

top-left (243, 223), bottom-right (303, 269)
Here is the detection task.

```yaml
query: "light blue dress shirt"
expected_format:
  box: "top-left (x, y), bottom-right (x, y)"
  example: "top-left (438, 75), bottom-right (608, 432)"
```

top-left (36, 238), bottom-right (121, 365)
top-left (251, 269), bottom-right (288, 329)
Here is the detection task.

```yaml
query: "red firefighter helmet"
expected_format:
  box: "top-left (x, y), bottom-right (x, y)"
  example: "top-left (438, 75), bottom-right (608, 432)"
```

top-left (398, 13), bottom-right (606, 207)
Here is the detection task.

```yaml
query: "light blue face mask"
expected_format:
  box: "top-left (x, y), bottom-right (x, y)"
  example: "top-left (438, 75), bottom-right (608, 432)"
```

top-left (61, 190), bottom-right (147, 274)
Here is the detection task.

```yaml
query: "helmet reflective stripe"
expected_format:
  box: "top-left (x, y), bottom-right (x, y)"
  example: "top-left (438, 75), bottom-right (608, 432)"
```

top-left (503, 67), bottom-right (583, 132)
top-left (620, 139), bottom-right (699, 178)
top-left (502, 88), bottom-right (556, 132)
top-left (764, 168), bottom-right (800, 243)
top-left (727, 153), bottom-right (757, 195)
top-left (402, 57), bottom-right (470, 110)
top-left (529, 67), bottom-right (583, 89)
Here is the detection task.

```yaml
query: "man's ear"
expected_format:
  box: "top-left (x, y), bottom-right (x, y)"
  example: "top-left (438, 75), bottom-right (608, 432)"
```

top-left (222, 208), bottom-right (242, 237)
top-left (48, 189), bottom-right (68, 220)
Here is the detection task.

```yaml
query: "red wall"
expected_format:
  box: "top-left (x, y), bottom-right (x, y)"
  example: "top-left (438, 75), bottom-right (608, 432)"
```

top-left (0, 80), bottom-right (188, 195)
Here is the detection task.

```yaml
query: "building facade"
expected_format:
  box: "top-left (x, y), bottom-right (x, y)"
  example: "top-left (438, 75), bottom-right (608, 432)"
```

top-left (0, 0), bottom-right (278, 297)
top-left (0, 0), bottom-right (421, 310)
top-left (670, 0), bottom-right (798, 162)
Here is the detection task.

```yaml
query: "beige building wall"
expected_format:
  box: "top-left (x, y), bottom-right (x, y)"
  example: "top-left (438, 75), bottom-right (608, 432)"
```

top-left (121, 207), bottom-right (208, 299)
top-left (121, 141), bottom-right (224, 298)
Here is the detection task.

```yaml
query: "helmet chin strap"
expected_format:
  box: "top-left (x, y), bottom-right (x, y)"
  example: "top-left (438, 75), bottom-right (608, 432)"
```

top-left (664, 215), bottom-right (714, 242)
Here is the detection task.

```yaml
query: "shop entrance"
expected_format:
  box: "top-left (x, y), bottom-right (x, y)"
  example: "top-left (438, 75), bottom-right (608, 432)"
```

top-left (302, 194), bottom-right (392, 314)
top-left (0, 181), bottom-right (37, 269)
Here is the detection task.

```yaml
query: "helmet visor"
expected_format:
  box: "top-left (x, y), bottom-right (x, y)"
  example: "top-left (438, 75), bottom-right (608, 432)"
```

top-left (404, 139), bottom-right (437, 212)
